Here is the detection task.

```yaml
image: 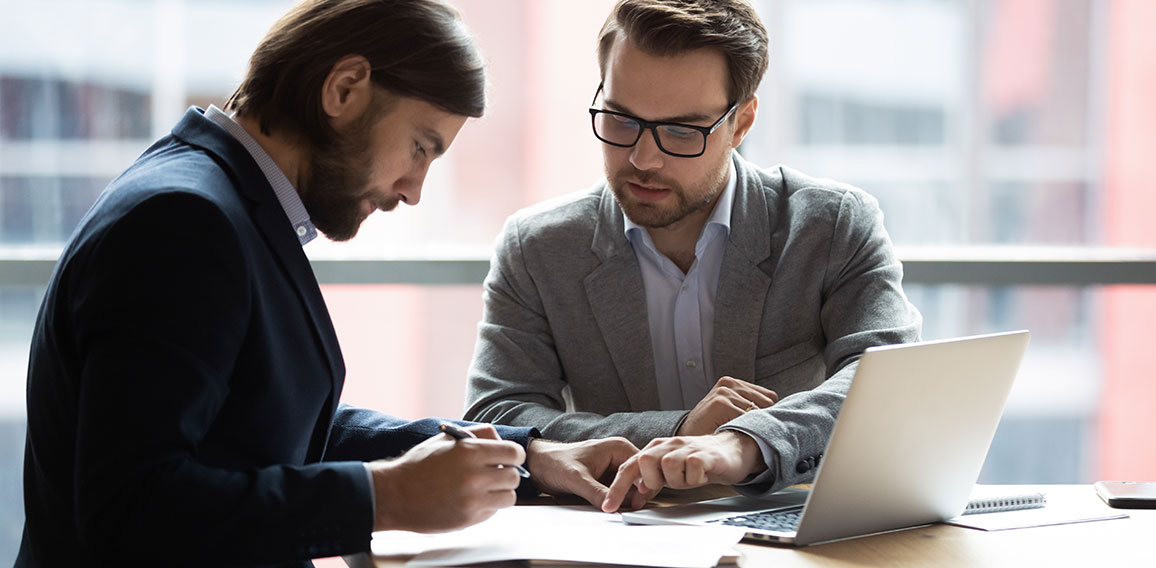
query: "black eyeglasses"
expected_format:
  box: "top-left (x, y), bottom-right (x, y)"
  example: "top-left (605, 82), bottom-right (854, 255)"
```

top-left (588, 83), bottom-right (737, 158)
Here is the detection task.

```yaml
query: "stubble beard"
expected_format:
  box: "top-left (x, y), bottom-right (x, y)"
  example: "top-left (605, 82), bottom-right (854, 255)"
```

top-left (607, 151), bottom-right (731, 229)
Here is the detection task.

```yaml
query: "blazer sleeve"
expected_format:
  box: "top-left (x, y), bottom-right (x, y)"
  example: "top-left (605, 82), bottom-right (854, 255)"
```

top-left (463, 214), bottom-right (684, 444)
top-left (723, 188), bottom-right (922, 496)
top-left (324, 405), bottom-right (542, 498)
top-left (67, 193), bottom-right (372, 563)
top-left (325, 405), bottom-right (538, 461)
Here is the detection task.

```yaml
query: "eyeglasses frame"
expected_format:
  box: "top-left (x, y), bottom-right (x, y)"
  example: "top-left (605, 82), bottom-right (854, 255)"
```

top-left (588, 83), bottom-right (738, 159)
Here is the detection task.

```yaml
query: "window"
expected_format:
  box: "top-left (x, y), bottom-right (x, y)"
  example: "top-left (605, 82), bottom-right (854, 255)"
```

top-left (2, 0), bottom-right (1154, 562)
top-left (743, 0), bottom-right (1156, 487)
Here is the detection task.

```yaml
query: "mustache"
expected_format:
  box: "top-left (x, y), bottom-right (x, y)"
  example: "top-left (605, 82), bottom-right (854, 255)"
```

top-left (613, 166), bottom-right (677, 189)
top-left (374, 196), bottom-right (401, 213)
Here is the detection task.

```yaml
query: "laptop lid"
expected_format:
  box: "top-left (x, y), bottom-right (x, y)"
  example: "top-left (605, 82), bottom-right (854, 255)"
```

top-left (622, 330), bottom-right (1031, 546)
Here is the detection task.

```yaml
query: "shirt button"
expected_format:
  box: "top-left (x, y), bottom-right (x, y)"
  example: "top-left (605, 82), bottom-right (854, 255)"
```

top-left (686, 360), bottom-right (697, 368)
top-left (296, 225), bottom-right (308, 237)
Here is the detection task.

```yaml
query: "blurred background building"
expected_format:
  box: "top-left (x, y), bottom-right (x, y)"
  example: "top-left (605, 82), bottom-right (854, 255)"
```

top-left (1, 0), bottom-right (1154, 562)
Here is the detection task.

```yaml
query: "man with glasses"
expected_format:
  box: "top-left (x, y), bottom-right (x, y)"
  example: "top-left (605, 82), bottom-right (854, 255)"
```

top-left (464, 0), bottom-right (921, 507)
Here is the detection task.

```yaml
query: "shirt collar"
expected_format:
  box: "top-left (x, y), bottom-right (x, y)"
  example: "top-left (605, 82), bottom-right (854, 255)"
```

top-left (706, 156), bottom-right (737, 235)
top-left (204, 105), bottom-right (318, 246)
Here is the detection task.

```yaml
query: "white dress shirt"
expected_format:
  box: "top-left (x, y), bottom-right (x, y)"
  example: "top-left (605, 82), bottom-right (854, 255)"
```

top-left (625, 155), bottom-right (777, 485)
top-left (624, 159), bottom-right (736, 411)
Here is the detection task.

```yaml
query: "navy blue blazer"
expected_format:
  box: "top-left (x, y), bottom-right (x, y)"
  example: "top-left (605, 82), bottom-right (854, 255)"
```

top-left (18, 108), bottom-right (536, 567)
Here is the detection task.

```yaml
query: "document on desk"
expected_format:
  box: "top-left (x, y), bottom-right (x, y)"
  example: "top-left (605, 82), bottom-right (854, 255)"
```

top-left (371, 505), bottom-right (746, 568)
top-left (946, 487), bottom-right (1128, 531)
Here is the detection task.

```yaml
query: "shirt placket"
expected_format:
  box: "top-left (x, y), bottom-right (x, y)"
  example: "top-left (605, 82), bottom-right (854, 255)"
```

top-left (674, 268), bottom-right (708, 405)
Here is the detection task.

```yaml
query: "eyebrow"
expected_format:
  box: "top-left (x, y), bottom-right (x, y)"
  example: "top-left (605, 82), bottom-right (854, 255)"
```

top-left (417, 126), bottom-right (447, 157)
top-left (602, 97), bottom-right (715, 125)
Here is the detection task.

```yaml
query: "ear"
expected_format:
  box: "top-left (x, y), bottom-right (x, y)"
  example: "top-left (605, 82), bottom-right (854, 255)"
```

top-left (321, 54), bottom-right (374, 130)
top-left (729, 95), bottom-right (759, 148)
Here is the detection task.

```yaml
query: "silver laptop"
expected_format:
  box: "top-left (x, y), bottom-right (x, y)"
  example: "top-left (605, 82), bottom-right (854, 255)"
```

top-left (621, 330), bottom-right (1031, 546)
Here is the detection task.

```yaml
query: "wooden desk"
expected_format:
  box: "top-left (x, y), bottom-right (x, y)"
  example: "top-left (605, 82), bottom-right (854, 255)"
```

top-left (348, 485), bottom-right (1156, 567)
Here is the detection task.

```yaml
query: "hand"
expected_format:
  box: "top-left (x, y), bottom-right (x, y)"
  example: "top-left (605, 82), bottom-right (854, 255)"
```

top-left (369, 424), bottom-right (525, 533)
top-left (526, 437), bottom-right (654, 511)
top-left (601, 431), bottom-right (765, 512)
top-left (677, 376), bottom-right (778, 436)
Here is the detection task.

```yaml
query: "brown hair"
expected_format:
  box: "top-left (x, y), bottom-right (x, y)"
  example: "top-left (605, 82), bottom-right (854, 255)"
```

top-left (597, 0), bottom-right (768, 104)
top-left (226, 0), bottom-right (485, 148)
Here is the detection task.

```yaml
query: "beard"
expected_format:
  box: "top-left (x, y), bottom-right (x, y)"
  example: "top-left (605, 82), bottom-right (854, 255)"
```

top-left (297, 109), bottom-right (395, 242)
top-left (607, 152), bottom-right (731, 229)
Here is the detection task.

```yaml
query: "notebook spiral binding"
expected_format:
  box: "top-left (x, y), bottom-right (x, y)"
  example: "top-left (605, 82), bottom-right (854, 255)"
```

top-left (963, 492), bottom-right (1047, 515)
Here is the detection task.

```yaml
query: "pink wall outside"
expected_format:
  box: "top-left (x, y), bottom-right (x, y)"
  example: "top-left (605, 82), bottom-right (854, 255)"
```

top-left (1100, 0), bottom-right (1156, 481)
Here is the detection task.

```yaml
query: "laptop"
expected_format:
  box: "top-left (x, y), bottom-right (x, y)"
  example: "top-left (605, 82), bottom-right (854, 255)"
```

top-left (621, 330), bottom-right (1031, 546)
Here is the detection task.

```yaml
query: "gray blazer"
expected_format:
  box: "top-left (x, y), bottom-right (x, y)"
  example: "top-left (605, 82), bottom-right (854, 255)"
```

top-left (464, 153), bottom-right (922, 492)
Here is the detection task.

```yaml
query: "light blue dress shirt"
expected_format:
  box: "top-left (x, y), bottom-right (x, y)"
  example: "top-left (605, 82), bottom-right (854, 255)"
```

top-left (624, 159), bottom-right (736, 411)
top-left (625, 156), bottom-right (778, 485)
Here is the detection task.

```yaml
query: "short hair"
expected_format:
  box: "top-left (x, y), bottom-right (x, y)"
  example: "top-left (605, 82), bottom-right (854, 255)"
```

top-left (597, 0), bottom-right (769, 104)
top-left (226, 0), bottom-right (485, 147)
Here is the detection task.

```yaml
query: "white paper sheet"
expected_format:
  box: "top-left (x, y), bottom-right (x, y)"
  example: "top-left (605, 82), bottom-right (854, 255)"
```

top-left (945, 487), bottom-right (1129, 531)
top-left (370, 505), bottom-right (746, 568)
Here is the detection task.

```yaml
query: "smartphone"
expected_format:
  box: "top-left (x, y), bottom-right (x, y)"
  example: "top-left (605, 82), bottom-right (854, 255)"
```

top-left (1094, 481), bottom-right (1156, 509)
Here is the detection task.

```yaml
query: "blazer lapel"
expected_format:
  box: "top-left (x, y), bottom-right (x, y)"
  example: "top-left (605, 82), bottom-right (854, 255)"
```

top-left (171, 108), bottom-right (346, 402)
top-left (584, 189), bottom-right (661, 411)
top-left (713, 154), bottom-right (777, 381)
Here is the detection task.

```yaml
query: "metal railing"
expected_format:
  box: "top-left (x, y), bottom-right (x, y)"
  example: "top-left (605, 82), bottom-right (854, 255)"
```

top-left (4, 246), bottom-right (1155, 287)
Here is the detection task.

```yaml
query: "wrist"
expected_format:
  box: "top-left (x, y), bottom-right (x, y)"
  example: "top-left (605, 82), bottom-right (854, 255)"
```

top-left (368, 460), bottom-right (402, 532)
top-left (525, 438), bottom-right (559, 475)
top-left (722, 430), bottom-right (767, 478)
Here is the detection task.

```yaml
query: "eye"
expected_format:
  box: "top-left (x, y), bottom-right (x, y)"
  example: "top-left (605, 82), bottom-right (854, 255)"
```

top-left (611, 114), bottom-right (639, 129)
top-left (414, 140), bottom-right (427, 159)
top-left (662, 125), bottom-right (698, 139)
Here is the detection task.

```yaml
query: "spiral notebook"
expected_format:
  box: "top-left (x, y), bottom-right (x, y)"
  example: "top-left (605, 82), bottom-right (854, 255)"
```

top-left (962, 488), bottom-right (1047, 515)
top-left (946, 486), bottom-right (1128, 531)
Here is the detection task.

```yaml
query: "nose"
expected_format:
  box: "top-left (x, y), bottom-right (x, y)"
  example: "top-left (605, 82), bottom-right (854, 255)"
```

top-left (397, 161), bottom-right (431, 206)
top-left (628, 128), bottom-right (665, 172)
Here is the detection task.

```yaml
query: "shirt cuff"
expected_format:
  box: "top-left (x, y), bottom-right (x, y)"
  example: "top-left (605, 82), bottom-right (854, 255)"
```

top-left (363, 462), bottom-right (376, 523)
top-left (718, 425), bottom-right (778, 487)
top-left (670, 411), bottom-right (691, 437)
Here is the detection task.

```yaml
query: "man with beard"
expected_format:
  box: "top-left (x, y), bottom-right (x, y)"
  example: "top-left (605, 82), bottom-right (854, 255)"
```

top-left (463, 0), bottom-right (922, 510)
top-left (18, 1), bottom-right (646, 566)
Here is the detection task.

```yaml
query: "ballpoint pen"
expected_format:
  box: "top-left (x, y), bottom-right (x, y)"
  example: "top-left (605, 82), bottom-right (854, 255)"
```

top-left (439, 421), bottom-right (532, 478)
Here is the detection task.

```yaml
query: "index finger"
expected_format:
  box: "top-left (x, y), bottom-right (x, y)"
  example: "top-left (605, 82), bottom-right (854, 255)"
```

top-left (601, 459), bottom-right (642, 512)
top-left (450, 435), bottom-right (526, 470)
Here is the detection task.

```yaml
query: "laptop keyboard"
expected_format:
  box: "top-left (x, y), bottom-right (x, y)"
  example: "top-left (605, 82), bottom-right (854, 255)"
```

top-left (709, 506), bottom-right (805, 532)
